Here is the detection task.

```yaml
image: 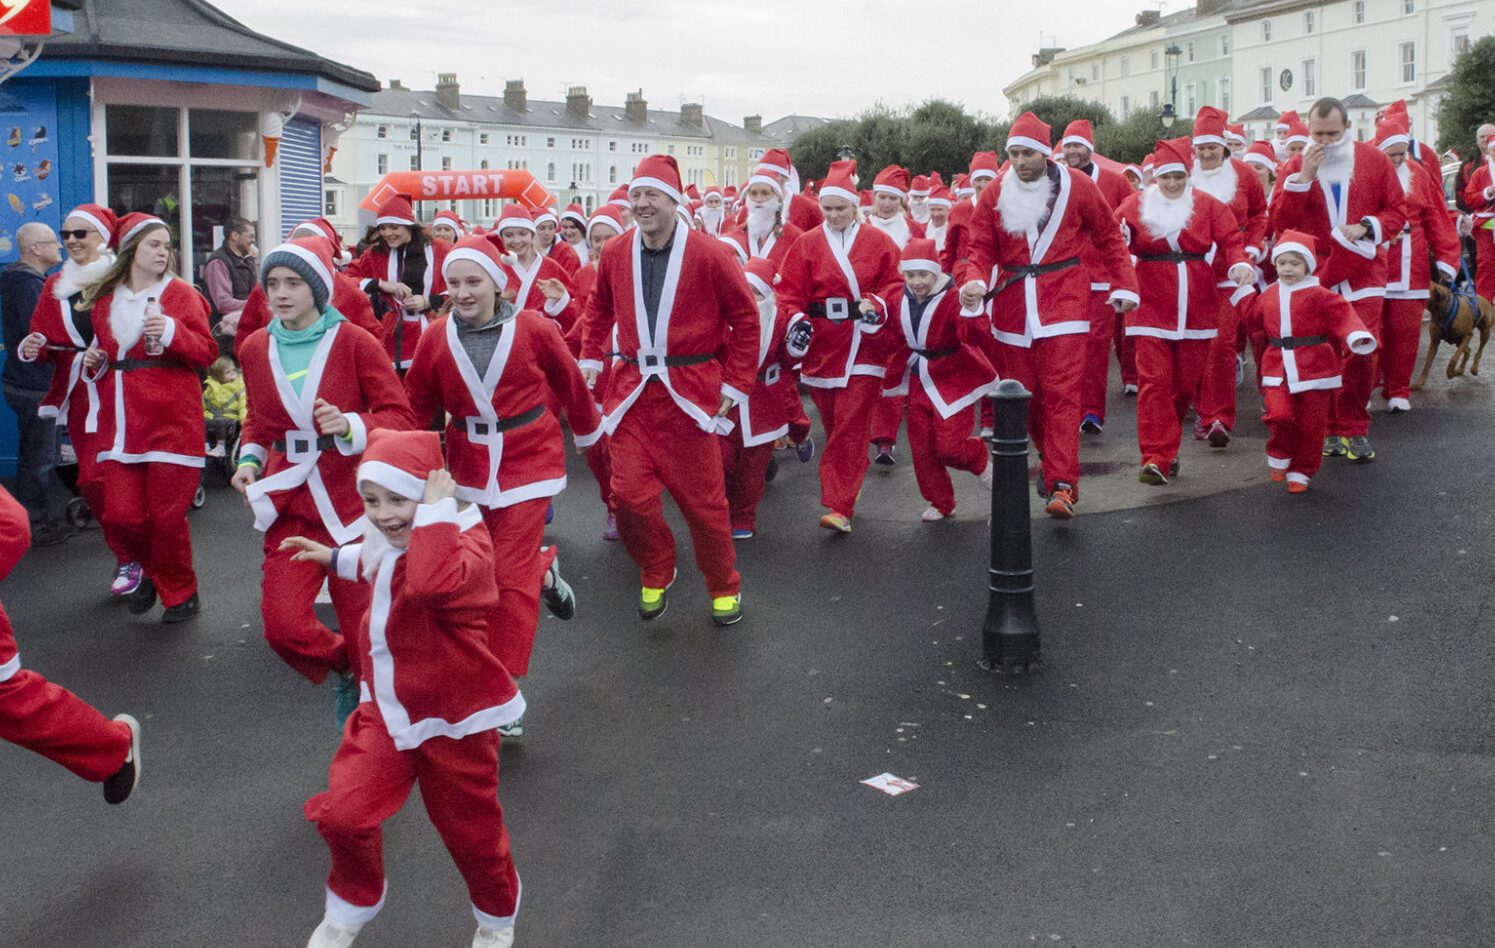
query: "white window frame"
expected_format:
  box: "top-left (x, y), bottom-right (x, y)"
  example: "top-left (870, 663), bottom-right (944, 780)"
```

top-left (1303, 58), bottom-right (1317, 97)
top-left (376, 124), bottom-right (388, 139)
top-left (1351, 49), bottom-right (1368, 91)
top-left (1262, 20), bottom-right (1272, 42)
top-left (1219, 78), bottom-right (1230, 113)
top-left (1353, 0), bottom-right (1365, 23)
top-left (1220, 34), bottom-right (1229, 56)
top-left (1400, 42), bottom-right (1416, 83)
top-left (1304, 10), bottom-right (1315, 34)
top-left (1260, 65), bottom-right (1274, 104)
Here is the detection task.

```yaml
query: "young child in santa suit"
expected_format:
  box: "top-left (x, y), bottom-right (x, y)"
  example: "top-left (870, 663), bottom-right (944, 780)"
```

top-left (234, 220), bottom-right (382, 358)
top-left (531, 206), bottom-right (581, 277)
top-left (775, 160), bottom-right (903, 533)
top-left (404, 237), bottom-right (601, 737)
top-left (286, 430), bottom-right (524, 948)
top-left (486, 206), bottom-right (580, 336)
top-left (879, 240), bottom-right (997, 520)
top-left (0, 484), bottom-right (142, 804)
top-left (78, 213), bottom-right (217, 621)
top-left (431, 209), bottom-right (466, 245)
top-left (719, 258), bottom-right (792, 539)
top-left (232, 238), bottom-right (415, 724)
top-left (344, 196), bottom-right (451, 373)
top-left (1235, 232), bottom-right (1376, 493)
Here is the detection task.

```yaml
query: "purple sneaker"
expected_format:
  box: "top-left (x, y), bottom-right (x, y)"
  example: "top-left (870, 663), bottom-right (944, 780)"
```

top-left (795, 436), bottom-right (815, 463)
top-left (603, 511), bottom-right (621, 542)
top-left (111, 562), bottom-right (143, 597)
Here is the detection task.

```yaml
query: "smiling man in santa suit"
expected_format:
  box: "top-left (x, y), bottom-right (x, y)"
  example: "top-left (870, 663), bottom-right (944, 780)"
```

top-left (1191, 105), bottom-right (1269, 449)
top-left (579, 155), bottom-right (760, 626)
top-left (1272, 96), bottom-right (1407, 463)
top-left (1060, 119), bottom-right (1135, 435)
top-left (960, 113), bottom-right (1139, 520)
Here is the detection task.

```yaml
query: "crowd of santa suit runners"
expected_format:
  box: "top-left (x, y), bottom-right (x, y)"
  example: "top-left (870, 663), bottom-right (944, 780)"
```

top-left (3, 90), bottom-right (1482, 946)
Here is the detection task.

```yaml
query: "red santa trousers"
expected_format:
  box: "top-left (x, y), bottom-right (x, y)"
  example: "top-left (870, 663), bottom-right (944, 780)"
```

top-left (718, 437), bottom-right (775, 533)
top-left (0, 669), bottom-right (131, 781)
top-left (1115, 310), bottom-right (1138, 388)
top-left (97, 461), bottom-right (199, 607)
top-left (807, 375), bottom-right (882, 517)
top-left (996, 333), bottom-right (1087, 496)
top-left (1329, 297), bottom-right (1384, 438)
top-left (609, 383), bottom-right (741, 598)
top-left (479, 499), bottom-right (554, 678)
top-left (1080, 294), bottom-right (1120, 422)
top-left (1380, 297), bottom-right (1427, 402)
top-left (782, 375), bottom-right (812, 444)
top-left (1476, 229), bottom-right (1495, 304)
top-left (1134, 337), bottom-right (1211, 468)
top-left (1197, 289), bottom-right (1242, 432)
top-left (1264, 387), bottom-right (1332, 481)
top-left (906, 389), bottom-right (987, 516)
top-left (870, 394), bottom-right (906, 448)
top-left (305, 709), bottom-right (519, 928)
top-left (584, 435), bottom-right (613, 510)
top-left (262, 516), bottom-right (363, 685)
top-left (73, 439), bottom-right (131, 566)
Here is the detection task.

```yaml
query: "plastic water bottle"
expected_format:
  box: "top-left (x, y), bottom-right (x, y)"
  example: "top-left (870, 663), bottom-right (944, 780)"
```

top-left (143, 297), bottom-right (163, 356)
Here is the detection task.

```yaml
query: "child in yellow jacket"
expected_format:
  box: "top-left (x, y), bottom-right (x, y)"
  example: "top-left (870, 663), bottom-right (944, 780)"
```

top-left (203, 356), bottom-right (245, 457)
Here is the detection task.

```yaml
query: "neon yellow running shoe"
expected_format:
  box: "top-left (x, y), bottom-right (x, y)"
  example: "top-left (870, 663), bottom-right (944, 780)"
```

top-left (711, 594), bottom-right (742, 627)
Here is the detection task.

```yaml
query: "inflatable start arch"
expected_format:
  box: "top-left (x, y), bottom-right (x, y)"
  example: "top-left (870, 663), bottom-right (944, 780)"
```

top-left (358, 170), bottom-right (555, 214)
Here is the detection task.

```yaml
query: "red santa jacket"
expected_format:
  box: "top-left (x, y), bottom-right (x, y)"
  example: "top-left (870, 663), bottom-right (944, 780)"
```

top-left (721, 221), bottom-right (804, 270)
top-left (0, 486), bottom-right (29, 681)
top-left (939, 197), bottom-right (979, 285)
top-left (541, 237), bottom-right (581, 276)
top-left (775, 221), bottom-right (903, 388)
top-left (579, 220), bottom-right (761, 433)
top-left (233, 276), bottom-right (381, 359)
top-left (787, 193), bottom-right (825, 233)
top-left (1193, 157), bottom-right (1270, 284)
top-left (881, 278), bottom-right (997, 419)
top-left (238, 320), bottom-right (414, 544)
top-left (966, 164), bottom-right (1140, 348)
top-left (864, 213), bottom-right (927, 250)
top-left (504, 251), bottom-right (581, 335)
top-left (345, 238), bottom-right (452, 370)
top-left (1076, 162), bottom-right (1133, 292)
top-left (406, 312), bottom-right (602, 508)
top-left (1237, 277), bottom-right (1376, 393)
top-left (89, 276), bottom-right (216, 467)
top-left (722, 297), bottom-right (792, 447)
top-left (1389, 159), bottom-right (1461, 299)
top-left (1116, 186), bottom-right (1248, 340)
top-left (1462, 157), bottom-right (1495, 230)
top-left (23, 271), bottom-right (102, 434)
top-left (1271, 143), bottom-right (1408, 301)
top-left (334, 498), bottom-right (522, 750)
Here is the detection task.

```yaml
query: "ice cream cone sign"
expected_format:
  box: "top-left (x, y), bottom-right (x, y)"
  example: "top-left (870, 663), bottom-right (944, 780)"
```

top-left (260, 111), bottom-right (284, 168)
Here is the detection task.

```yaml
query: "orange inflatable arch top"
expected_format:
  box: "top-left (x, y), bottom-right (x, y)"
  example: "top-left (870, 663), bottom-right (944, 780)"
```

top-left (358, 170), bottom-right (554, 213)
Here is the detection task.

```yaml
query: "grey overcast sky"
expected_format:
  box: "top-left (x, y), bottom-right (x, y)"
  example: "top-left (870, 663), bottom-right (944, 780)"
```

top-left (211, 0), bottom-right (1158, 122)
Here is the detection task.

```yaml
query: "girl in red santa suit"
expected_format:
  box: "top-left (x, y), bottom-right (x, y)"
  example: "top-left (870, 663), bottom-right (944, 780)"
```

top-left (880, 239), bottom-right (996, 521)
top-left (1114, 138), bottom-right (1253, 485)
top-left (775, 161), bottom-right (903, 533)
top-left (345, 195), bottom-right (450, 373)
top-left (78, 214), bottom-right (216, 621)
top-left (488, 205), bottom-right (580, 335)
top-left (232, 238), bottom-right (415, 725)
top-left (0, 484), bottom-right (142, 804)
top-left (531, 206), bottom-right (581, 276)
top-left (405, 237), bottom-right (601, 737)
top-left (924, 184), bottom-right (954, 255)
top-left (1235, 233), bottom-right (1377, 493)
top-left (557, 204), bottom-right (591, 267)
top-left (719, 258), bottom-right (792, 539)
top-left (431, 209), bottom-right (467, 245)
top-left (286, 430), bottom-right (524, 948)
top-left (17, 203), bottom-right (142, 596)
top-left (1376, 114), bottom-right (1461, 412)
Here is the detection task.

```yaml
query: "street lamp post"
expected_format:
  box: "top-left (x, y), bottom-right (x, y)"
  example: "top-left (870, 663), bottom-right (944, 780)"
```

top-left (1162, 45), bottom-right (1182, 129)
top-left (408, 109), bottom-right (424, 210)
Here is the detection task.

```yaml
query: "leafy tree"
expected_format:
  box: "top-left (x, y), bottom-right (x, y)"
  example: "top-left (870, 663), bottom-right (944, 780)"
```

top-left (1094, 107), bottom-right (1192, 165)
top-left (1435, 35), bottom-right (1495, 160)
top-left (1014, 95), bottom-right (1115, 139)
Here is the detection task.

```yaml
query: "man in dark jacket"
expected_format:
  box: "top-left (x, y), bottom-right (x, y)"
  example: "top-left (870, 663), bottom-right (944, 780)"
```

top-left (1, 222), bottom-right (67, 544)
top-left (201, 216), bottom-right (258, 345)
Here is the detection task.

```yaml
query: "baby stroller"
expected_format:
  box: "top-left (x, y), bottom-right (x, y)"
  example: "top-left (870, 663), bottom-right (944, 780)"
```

top-left (193, 417), bottom-right (241, 509)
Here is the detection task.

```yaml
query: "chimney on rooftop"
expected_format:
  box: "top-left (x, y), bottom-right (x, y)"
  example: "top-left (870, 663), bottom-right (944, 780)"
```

top-left (436, 73), bottom-right (460, 111)
top-left (504, 79), bottom-right (527, 112)
top-left (566, 85), bottom-right (591, 119)
top-left (387, 78), bottom-right (404, 90)
top-left (625, 90), bottom-right (648, 123)
top-left (1135, 9), bottom-right (1160, 26)
top-left (743, 114), bottom-right (762, 134)
top-left (681, 103), bottom-right (703, 127)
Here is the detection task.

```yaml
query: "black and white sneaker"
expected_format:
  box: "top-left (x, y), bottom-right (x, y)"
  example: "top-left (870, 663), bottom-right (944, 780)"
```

top-left (541, 554), bottom-right (576, 620)
top-left (103, 714), bottom-right (141, 805)
top-left (126, 577), bottom-right (157, 615)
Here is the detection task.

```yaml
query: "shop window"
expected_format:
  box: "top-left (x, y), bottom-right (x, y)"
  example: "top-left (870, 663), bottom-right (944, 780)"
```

top-left (189, 110), bottom-right (258, 161)
top-left (106, 105), bottom-right (179, 157)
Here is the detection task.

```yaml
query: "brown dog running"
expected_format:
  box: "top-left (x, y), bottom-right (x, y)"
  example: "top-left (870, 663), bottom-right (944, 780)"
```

top-left (1413, 281), bottom-right (1494, 390)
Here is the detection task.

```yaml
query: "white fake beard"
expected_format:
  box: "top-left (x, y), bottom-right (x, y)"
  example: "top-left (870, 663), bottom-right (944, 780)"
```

top-left (1191, 159), bottom-right (1237, 205)
top-left (700, 206), bottom-right (724, 235)
top-left (746, 200), bottom-right (780, 242)
top-left (53, 253), bottom-right (113, 301)
top-left (1396, 162), bottom-right (1412, 194)
top-left (867, 213), bottom-right (910, 247)
top-left (997, 169), bottom-right (1056, 235)
top-left (1139, 184), bottom-right (1196, 239)
top-left (909, 198), bottom-right (931, 223)
top-left (1320, 136), bottom-right (1355, 184)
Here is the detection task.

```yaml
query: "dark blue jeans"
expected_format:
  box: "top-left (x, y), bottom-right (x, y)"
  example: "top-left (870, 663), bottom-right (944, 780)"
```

top-left (4, 386), bottom-right (64, 528)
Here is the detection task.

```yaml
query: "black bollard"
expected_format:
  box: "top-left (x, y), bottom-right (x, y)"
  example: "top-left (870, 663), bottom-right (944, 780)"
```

top-left (979, 379), bottom-right (1043, 675)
